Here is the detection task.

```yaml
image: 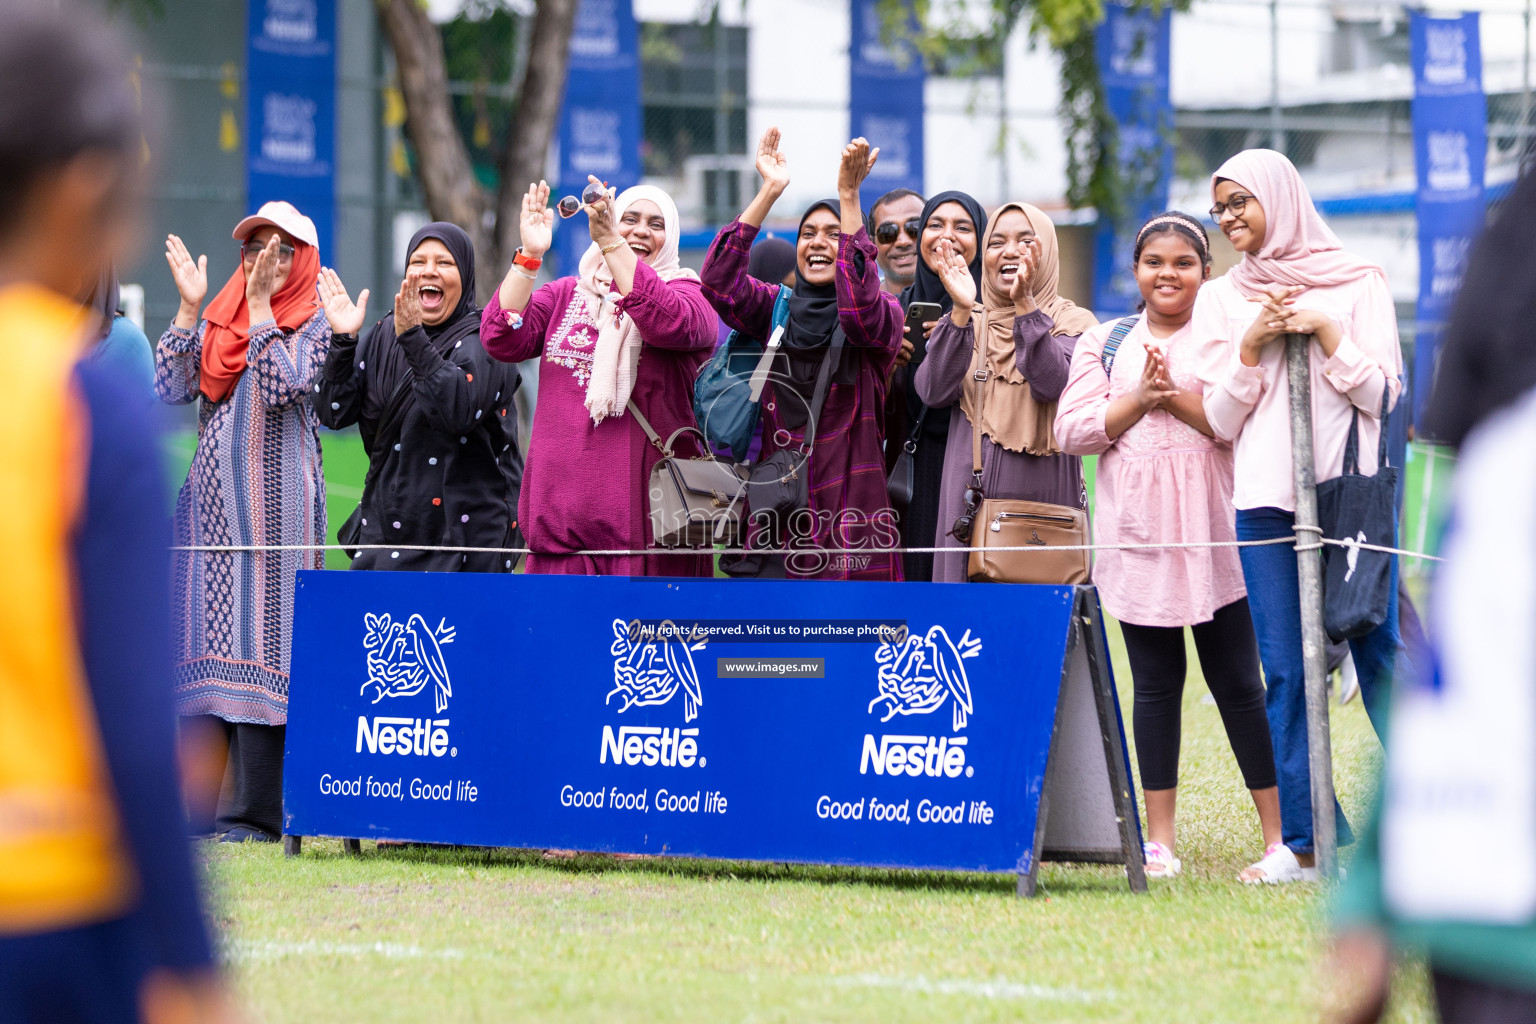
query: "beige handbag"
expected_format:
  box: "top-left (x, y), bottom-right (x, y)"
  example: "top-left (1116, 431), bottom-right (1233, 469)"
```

top-left (957, 357), bottom-right (1091, 585)
top-left (628, 400), bottom-right (749, 549)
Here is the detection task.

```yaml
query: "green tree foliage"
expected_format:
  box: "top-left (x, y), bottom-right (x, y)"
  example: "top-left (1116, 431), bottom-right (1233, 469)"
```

top-left (876, 0), bottom-right (1185, 216)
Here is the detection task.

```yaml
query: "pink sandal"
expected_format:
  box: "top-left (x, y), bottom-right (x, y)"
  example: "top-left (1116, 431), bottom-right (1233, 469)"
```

top-left (1143, 840), bottom-right (1182, 878)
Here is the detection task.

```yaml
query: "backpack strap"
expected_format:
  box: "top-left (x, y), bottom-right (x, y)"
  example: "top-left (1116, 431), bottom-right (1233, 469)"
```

top-left (1100, 315), bottom-right (1140, 376)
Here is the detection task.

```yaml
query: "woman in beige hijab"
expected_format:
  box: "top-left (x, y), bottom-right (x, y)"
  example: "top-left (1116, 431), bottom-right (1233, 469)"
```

top-left (913, 202), bottom-right (1098, 582)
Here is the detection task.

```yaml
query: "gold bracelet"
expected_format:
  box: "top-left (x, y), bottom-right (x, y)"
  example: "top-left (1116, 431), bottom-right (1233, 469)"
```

top-left (599, 238), bottom-right (627, 255)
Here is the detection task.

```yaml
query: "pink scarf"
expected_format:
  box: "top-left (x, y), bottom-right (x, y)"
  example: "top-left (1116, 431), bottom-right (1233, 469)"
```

top-left (1214, 149), bottom-right (1385, 296)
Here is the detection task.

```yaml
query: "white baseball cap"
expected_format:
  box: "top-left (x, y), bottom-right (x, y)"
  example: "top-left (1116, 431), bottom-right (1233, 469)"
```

top-left (232, 200), bottom-right (320, 250)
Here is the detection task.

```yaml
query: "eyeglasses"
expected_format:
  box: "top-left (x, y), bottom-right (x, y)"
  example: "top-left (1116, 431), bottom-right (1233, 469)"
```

top-left (1208, 194), bottom-right (1257, 220)
top-left (241, 241), bottom-right (296, 264)
top-left (874, 218), bottom-right (922, 246)
top-left (557, 180), bottom-right (616, 219)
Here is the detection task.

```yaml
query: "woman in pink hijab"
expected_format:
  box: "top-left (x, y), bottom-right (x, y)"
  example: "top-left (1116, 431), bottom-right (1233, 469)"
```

top-left (1191, 148), bottom-right (1403, 885)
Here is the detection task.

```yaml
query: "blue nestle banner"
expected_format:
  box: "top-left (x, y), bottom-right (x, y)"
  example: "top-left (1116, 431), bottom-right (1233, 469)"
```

top-left (850, 0), bottom-right (925, 210)
top-left (246, 0), bottom-right (336, 259)
top-left (1091, 3), bottom-right (1173, 316)
top-left (555, 0), bottom-right (642, 277)
top-left (1411, 11), bottom-right (1485, 435)
top-left (284, 573), bottom-right (1129, 877)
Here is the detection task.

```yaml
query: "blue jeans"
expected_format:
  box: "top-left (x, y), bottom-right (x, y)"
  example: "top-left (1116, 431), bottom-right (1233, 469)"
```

top-left (1236, 507), bottom-right (1401, 855)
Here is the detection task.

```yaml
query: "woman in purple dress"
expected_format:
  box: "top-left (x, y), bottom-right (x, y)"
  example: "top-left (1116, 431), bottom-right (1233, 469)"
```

top-left (481, 178), bottom-right (716, 576)
top-left (914, 202), bottom-right (1098, 582)
top-left (698, 129), bottom-right (904, 580)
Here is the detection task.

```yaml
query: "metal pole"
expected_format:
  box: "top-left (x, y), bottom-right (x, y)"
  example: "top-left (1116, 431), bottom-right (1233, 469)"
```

top-left (1286, 332), bottom-right (1337, 881)
top-left (1269, 0), bottom-right (1283, 151)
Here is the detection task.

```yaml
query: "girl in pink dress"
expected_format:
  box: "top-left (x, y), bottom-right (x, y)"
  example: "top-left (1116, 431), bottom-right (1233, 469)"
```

top-left (1056, 212), bottom-right (1280, 879)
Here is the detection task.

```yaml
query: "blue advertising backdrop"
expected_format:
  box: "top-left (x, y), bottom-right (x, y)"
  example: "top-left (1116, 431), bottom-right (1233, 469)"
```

top-left (849, 0), bottom-right (926, 211)
top-left (284, 573), bottom-right (1120, 878)
top-left (1091, 2), bottom-right (1173, 315)
top-left (245, 0), bottom-right (336, 259)
top-left (554, 0), bottom-right (643, 277)
top-left (1410, 11), bottom-right (1485, 433)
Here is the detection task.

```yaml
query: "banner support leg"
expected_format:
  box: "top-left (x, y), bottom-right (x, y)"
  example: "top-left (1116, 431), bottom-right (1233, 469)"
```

top-left (282, 834), bottom-right (302, 858)
top-left (343, 838), bottom-right (361, 856)
top-left (1078, 588), bottom-right (1147, 894)
top-left (1286, 332), bottom-right (1338, 881)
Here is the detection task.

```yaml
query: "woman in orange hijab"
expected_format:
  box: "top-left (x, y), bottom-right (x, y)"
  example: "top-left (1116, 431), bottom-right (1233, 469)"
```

top-left (153, 200), bottom-right (331, 843)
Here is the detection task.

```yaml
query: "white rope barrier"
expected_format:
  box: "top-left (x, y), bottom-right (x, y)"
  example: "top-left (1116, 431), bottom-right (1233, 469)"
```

top-left (169, 534), bottom-right (1442, 562)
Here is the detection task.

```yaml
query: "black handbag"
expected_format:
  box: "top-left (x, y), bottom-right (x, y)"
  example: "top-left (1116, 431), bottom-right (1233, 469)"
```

top-left (337, 369), bottom-right (416, 557)
top-left (1316, 389), bottom-right (1398, 642)
top-left (719, 332), bottom-right (843, 578)
top-left (885, 405), bottom-right (927, 522)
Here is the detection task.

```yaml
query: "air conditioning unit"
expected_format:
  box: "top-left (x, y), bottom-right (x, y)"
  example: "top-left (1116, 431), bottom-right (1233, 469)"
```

top-left (678, 155), bottom-right (755, 227)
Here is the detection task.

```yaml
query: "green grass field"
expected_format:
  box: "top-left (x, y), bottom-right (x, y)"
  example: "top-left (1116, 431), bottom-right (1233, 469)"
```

top-left (167, 429), bottom-right (1453, 1021)
top-left (205, 630), bottom-right (1433, 1023)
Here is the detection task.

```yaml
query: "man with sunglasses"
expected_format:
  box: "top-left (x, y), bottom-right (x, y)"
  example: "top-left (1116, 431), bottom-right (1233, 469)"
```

top-left (868, 188), bottom-right (924, 297)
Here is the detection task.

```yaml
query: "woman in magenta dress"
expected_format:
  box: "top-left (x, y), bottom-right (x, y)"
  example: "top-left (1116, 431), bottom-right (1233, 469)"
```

top-left (698, 129), bottom-right (904, 580)
top-left (481, 179), bottom-right (716, 576)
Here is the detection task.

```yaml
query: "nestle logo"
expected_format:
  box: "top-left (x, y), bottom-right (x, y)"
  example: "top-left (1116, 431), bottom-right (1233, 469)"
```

top-left (599, 725), bottom-right (702, 768)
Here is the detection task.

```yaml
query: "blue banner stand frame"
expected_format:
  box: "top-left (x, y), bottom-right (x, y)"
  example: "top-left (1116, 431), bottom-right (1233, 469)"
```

top-left (281, 575), bottom-right (1145, 899)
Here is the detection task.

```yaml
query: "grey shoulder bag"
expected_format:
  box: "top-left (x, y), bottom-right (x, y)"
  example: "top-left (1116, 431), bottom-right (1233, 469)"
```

top-left (628, 400), bottom-right (749, 549)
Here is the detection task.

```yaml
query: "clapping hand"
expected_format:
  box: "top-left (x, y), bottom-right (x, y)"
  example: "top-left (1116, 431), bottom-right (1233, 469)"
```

top-left (165, 234), bottom-right (208, 314)
top-left (1008, 238), bottom-right (1040, 314)
top-left (244, 236), bottom-right (282, 321)
top-left (1135, 345), bottom-right (1180, 411)
top-left (317, 267), bottom-right (369, 336)
top-left (394, 271), bottom-right (424, 334)
top-left (836, 137), bottom-right (879, 196)
top-left (520, 180), bottom-right (555, 257)
top-left (933, 238), bottom-right (976, 314)
top-left (755, 126), bottom-right (790, 193)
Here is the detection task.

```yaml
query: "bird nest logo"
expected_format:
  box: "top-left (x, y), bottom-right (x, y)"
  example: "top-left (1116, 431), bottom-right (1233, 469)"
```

top-left (362, 613), bottom-right (455, 714)
top-left (607, 619), bottom-right (705, 722)
top-left (870, 626), bottom-right (982, 732)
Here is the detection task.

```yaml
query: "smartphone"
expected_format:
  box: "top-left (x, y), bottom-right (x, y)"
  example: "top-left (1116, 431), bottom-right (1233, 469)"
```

top-left (904, 301), bottom-right (942, 363)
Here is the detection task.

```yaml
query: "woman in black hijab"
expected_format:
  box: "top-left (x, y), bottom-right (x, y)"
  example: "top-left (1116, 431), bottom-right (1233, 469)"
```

top-left (316, 222), bottom-right (524, 572)
top-left (699, 129), bottom-right (904, 580)
top-left (891, 190), bottom-right (987, 582)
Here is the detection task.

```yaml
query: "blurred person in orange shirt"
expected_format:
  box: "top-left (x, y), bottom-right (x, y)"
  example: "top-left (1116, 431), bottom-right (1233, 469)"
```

top-left (0, 3), bottom-right (231, 1021)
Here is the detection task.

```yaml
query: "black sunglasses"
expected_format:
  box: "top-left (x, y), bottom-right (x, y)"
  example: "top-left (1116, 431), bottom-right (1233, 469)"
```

top-left (948, 484), bottom-right (985, 542)
top-left (874, 218), bottom-right (922, 246)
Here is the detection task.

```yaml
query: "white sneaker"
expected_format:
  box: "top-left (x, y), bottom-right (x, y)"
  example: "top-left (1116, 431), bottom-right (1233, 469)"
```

top-left (1338, 653), bottom-right (1360, 706)
top-left (1240, 842), bottom-right (1319, 884)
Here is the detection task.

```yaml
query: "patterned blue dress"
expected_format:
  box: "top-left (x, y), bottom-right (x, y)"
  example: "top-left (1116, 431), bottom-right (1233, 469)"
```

top-left (155, 312), bottom-right (331, 724)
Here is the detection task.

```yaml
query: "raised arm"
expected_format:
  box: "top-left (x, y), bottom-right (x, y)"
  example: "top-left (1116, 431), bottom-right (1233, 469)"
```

top-left (155, 322), bottom-right (203, 405)
top-left (156, 233), bottom-right (210, 405)
top-left (314, 267), bottom-right (371, 429)
top-left (832, 138), bottom-right (900, 360)
top-left (494, 180), bottom-right (556, 315)
top-left (481, 279), bottom-right (563, 364)
top-left (698, 127), bottom-right (794, 338)
top-left (620, 261), bottom-right (718, 352)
